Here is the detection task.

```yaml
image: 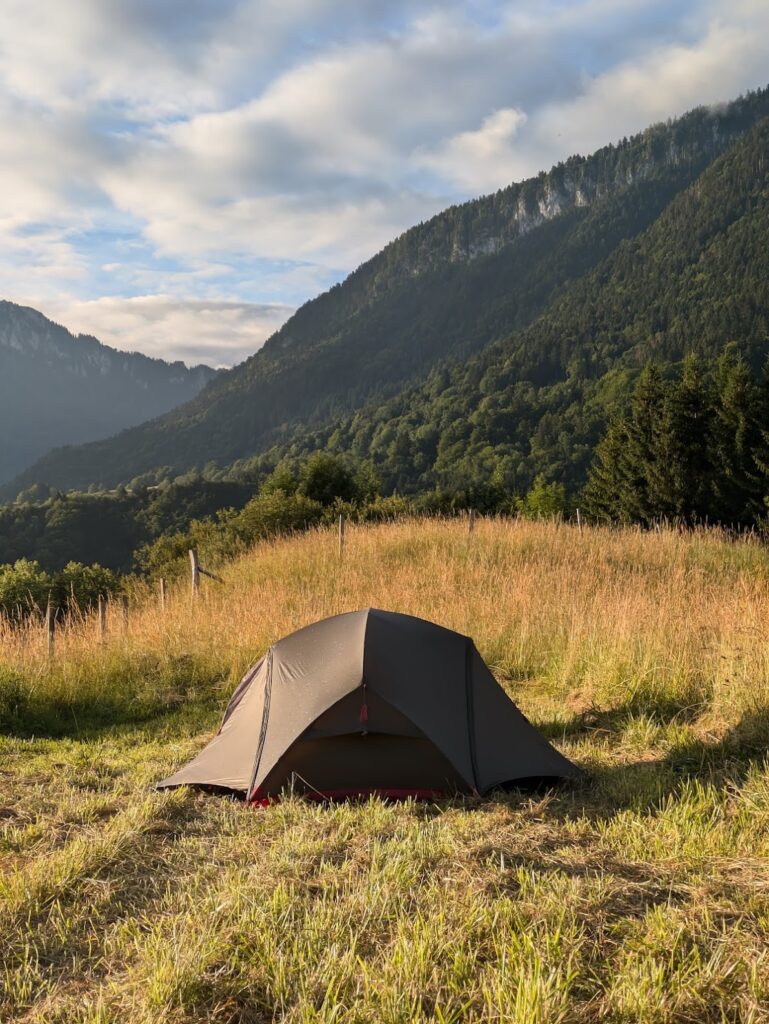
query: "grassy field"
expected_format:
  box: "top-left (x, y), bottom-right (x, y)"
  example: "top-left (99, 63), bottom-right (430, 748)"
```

top-left (4, 517), bottom-right (769, 1022)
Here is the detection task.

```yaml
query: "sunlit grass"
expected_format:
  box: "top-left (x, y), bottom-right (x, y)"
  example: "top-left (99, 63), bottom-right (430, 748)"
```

top-left (3, 517), bottom-right (769, 1020)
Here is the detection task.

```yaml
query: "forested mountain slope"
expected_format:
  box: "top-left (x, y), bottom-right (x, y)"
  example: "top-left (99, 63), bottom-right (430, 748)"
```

top-left (285, 112), bottom-right (769, 495)
top-left (0, 303), bottom-right (216, 483)
top-left (6, 87), bottom-right (769, 498)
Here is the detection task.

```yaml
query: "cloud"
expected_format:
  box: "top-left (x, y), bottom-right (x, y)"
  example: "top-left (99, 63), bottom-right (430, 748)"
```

top-left (39, 295), bottom-right (295, 367)
top-left (418, 107), bottom-right (528, 192)
top-left (0, 1), bottom-right (766, 366)
top-left (506, 4), bottom-right (769, 181)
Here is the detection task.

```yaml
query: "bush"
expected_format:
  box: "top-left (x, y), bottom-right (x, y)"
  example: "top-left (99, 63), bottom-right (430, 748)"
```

top-left (0, 558), bottom-right (51, 615)
top-left (56, 561), bottom-right (121, 611)
top-left (234, 490), bottom-right (325, 541)
top-left (135, 516), bottom-right (239, 581)
top-left (298, 453), bottom-right (359, 504)
top-left (0, 558), bottom-right (120, 618)
top-left (516, 474), bottom-right (570, 520)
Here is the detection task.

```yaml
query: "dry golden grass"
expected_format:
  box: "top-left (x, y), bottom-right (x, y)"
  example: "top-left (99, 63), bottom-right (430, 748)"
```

top-left (3, 517), bottom-right (769, 1022)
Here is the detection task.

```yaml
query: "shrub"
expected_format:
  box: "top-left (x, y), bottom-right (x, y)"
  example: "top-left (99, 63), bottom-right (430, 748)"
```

top-left (234, 490), bottom-right (325, 540)
top-left (0, 559), bottom-right (52, 616)
top-left (516, 474), bottom-right (570, 520)
top-left (56, 561), bottom-right (121, 611)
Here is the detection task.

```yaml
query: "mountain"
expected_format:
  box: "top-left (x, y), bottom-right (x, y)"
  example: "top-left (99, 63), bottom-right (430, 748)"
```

top-left (0, 302), bottom-right (217, 484)
top-left (4, 86), bottom-right (769, 499)
top-left (291, 109), bottom-right (769, 496)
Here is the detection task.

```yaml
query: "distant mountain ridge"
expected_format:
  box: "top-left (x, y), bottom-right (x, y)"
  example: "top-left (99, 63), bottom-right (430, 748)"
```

top-left (4, 85), bottom-right (769, 498)
top-left (0, 302), bottom-right (217, 484)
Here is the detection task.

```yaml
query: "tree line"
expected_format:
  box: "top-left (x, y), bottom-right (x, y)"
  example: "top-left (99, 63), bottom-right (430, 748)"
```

top-left (585, 350), bottom-right (769, 527)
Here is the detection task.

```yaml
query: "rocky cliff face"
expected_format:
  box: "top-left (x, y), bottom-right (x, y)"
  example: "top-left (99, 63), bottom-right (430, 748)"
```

top-left (395, 92), bottom-right (769, 276)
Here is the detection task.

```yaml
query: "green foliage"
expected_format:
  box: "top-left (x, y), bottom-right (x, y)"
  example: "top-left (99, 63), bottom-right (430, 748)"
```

top-left (56, 561), bottom-right (121, 611)
top-left (297, 453), bottom-right (358, 504)
top-left (233, 491), bottom-right (325, 541)
top-left (214, 105), bottom-right (769, 511)
top-left (584, 354), bottom-right (769, 525)
top-left (135, 462), bottom-right (413, 581)
top-left (516, 475), bottom-right (570, 520)
top-left (135, 517), bottom-right (240, 583)
top-left (0, 559), bottom-right (51, 615)
top-left (0, 558), bottom-right (120, 618)
top-left (4, 92), bottom-right (769, 566)
top-left (260, 461), bottom-right (299, 496)
top-left (0, 480), bottom-right (259, 573)
top-left (352, 493), bottom-right (412, 522)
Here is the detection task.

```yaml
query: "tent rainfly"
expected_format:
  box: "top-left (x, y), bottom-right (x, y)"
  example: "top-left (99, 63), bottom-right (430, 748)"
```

top-left (157, 609), bottom-right (579, 801)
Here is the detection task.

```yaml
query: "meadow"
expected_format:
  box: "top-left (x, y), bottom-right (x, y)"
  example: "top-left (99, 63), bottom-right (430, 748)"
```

top-left (3, 517), bottom-right (769, 1022)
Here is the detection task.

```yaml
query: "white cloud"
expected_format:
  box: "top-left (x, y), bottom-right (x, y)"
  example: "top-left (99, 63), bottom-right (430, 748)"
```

top-left (418, 107), bottom-right (527, 192)
top-left (0, 1), bottom-right (766, 366)
top-left (513, 9), bottom-right (769, 179)
top-left (38, 295), bottom-right (295, 367)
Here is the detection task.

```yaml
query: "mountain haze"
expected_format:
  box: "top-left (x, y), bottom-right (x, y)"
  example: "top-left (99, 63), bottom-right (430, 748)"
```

top-left (5, 86), bottom-right (769, 499)
top-left (0, 302), bottom-right (217, 485)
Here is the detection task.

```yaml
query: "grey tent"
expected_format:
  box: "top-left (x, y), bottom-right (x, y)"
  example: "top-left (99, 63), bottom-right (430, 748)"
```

top-left (158, 609), bottom-right (578, 801)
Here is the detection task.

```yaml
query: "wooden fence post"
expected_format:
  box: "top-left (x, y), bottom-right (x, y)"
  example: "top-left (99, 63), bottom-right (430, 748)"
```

top-left (189, 549), bottom-right (200, 597)
top-left (159, 577), bottom-right (167, 611)
top-left (98, 594), bottom-right (106, 641)
top-left (338, 514), bottom-right (345, 560)
top-left (468, 509), bottom-right (476, 534)
top-left (45, 595), bottom-right (55, 657)
top-left (576, 508), bottom-right (583, 535)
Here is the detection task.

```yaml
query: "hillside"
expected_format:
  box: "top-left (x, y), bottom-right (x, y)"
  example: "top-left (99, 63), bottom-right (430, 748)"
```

top-left (6, 86), bottom-right (769, 498)
top-left (4, 518), bottom-right (769, 1021)
top-left (288, 110), bottom-right (769, 495)
top-left (0, 302), bottom-right (217, 484)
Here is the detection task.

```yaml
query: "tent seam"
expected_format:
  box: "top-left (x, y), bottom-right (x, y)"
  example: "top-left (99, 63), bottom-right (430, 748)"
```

top-left (361, 607), bottom-right (371, 693)
top-left (246, 647), bottom-right (273, 800)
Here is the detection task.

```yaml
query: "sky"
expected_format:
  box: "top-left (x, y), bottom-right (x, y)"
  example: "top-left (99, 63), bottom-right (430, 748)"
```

top-left (1, 0), bottom-right (768, 368)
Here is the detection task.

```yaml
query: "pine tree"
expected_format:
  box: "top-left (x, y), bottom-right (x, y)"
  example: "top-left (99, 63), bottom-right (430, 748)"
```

top-left (654, 354), bottom-right (714, 522)
top-left (583, 418), bottom-right (633, 521)
top-left (622, 364), bottom-right (666, 523)
top-left (712, 346), bottom-right (769, 524)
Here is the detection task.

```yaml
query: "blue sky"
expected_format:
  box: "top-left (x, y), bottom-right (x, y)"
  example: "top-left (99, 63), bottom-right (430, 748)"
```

top-left (0, 0), bottom-right (767, 366)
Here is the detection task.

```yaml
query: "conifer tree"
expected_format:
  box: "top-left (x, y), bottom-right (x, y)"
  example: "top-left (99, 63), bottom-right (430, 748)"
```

top-left (654, 354), bottom-right (713, 521)
top-left (712, 346), bottom-right (769, 523)
top-left (622, 364), bottom-right (666, 523)
top-left (582, 418), bottom-right (632, 521)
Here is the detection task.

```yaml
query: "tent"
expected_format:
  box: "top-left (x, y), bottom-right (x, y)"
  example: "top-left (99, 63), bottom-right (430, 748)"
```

top-left (157, 609), bottom-right (579, 800)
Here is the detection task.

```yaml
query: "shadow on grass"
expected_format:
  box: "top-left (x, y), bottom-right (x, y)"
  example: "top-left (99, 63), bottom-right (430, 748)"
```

top-left (0, 654), bottom-right (230, 741)
top-left (522, 699), bottom-right (769, 823)
top-left (457, 705), bottom-right (769, 922)
top-left (0, 694), bottom-right (222, 742)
